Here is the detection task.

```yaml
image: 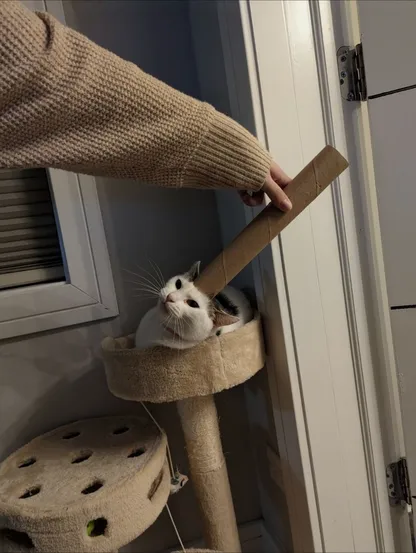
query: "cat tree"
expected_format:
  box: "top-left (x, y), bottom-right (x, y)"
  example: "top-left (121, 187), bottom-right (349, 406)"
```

top-left (0, 146), bottom-right (348, 553)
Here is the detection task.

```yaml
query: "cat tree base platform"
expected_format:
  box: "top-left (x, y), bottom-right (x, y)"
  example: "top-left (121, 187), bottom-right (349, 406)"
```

top-left (0, 416), bottom-right (169, 553)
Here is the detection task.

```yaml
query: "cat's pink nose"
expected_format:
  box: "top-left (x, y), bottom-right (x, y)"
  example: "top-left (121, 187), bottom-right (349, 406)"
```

top-left (166, 294), bottom-right (174, 303)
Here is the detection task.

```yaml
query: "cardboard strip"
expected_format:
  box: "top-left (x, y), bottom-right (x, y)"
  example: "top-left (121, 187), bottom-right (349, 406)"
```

top-left (195, 145), bottom-right (348, 297)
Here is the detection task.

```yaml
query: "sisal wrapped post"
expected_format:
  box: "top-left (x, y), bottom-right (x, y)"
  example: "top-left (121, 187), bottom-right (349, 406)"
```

top-left (177, 395), bottom-right (241, 552)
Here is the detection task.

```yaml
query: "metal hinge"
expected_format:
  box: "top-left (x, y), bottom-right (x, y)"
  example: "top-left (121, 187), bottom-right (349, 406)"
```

top-left (387, 458), bottom-right (412, 506)
top-left (337, 43), bottom-right (367, 102)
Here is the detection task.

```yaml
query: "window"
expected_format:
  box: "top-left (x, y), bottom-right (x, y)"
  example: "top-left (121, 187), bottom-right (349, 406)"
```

top-left (0, 169), bottom-right (118, 340)
top-left (0, 168), bottom-right (64, 290)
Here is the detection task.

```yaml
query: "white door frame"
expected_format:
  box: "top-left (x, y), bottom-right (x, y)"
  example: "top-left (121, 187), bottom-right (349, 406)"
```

top-left (218, 0), bottom-right (411, 551)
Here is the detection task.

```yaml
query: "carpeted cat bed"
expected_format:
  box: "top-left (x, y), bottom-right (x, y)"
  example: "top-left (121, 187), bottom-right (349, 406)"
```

top-left (0, 416), bottom-right (169, 553)
top-left (102, 314), bottom-right (265, 403)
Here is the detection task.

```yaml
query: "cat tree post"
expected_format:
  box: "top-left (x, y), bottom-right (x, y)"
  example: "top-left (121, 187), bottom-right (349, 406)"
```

top-left (177, 396), bottom-right (240, 552)
top-left (102, 145), bottom-right (348, 553)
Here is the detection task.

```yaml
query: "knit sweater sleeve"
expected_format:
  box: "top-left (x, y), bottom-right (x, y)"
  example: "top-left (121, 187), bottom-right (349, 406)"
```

top-left (0, 1), bottom-right (271, 191)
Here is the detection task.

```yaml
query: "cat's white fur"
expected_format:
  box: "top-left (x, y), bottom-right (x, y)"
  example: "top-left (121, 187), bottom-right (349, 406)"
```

top-left (135, 262), bottom-right (253, 350)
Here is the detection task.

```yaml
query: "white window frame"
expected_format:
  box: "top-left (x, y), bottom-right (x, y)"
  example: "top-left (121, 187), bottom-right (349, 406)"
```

top-left (0, 169), bottom-right (118, 340)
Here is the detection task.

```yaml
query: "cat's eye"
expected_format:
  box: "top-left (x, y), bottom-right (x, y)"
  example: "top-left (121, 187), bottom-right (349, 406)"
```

top-left (175, 279), bottom-right (182, 290)
top-left (187, 300), bottom-right (199, 308)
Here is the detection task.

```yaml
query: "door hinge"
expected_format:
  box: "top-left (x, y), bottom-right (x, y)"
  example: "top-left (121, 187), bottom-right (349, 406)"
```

top-left (337, 43), bottom-right (367, 102)
top-left (387, 458), bottom-right (412, 506)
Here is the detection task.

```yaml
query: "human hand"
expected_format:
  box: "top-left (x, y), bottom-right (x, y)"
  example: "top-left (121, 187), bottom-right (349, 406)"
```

top-left (238, 160), bottom-right (292, 212)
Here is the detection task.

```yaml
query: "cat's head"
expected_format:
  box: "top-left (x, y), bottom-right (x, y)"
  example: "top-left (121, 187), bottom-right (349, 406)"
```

top-left (157, 261), bottom-right (237, 343)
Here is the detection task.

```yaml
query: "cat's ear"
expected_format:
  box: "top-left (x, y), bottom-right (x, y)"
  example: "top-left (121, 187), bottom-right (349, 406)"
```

top-left (213, 309), bottom-right (239, 328)
top-left (187, 261), bottom-right (201, 281)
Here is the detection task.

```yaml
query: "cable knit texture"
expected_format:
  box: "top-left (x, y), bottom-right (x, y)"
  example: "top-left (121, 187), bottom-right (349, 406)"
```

top-left (0, 0), bottom-right (271, 191)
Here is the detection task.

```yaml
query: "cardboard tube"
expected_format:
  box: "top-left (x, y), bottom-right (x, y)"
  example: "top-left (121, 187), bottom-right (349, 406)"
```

top-left (195, 145), bottom-right (348, 297)
top-left (177, 395), bottom-right (241, 552)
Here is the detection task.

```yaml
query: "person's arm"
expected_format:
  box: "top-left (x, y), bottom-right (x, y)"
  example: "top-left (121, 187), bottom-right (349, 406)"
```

top-left (0, 0), bottom-right (274, 195)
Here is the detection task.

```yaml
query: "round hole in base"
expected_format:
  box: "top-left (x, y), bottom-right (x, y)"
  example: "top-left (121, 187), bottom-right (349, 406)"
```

top-left (82, 480), bottom-right (104, 495)
top-left (62, 431), bottom-right (80, 440)
top-left (128, 448), bottom-right (145, 458)
top-left (18, 457), bottom-right (36, 468)
top-left (112, 426), bottom-right (129, 435)
top-left (19, 486), bottom-right (41, 499)
top-left (86, 518), bottom-right (107, 537)
top-left (0, 529), bottom-right (34, 548)
top-left (72, 452), bottom-right (92, 464)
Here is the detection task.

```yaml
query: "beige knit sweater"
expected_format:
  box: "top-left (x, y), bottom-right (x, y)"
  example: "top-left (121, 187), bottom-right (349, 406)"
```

top-left (0, 1), bottom-right (271, 191)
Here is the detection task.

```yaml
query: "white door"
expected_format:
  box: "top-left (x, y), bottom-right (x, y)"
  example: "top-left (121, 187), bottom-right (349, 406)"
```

top-left (337, 1), bottom-right (416, 550)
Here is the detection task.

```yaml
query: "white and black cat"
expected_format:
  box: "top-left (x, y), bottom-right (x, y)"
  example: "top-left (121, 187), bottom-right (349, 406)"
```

top-left (135, 262), bottom-right (253, 350)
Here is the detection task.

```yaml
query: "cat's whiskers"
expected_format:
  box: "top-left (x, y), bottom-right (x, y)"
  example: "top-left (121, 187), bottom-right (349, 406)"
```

top-left (167, 303), bottom-right (181, 319)
top-left (124, 268), bottom-right (160, 293)
top-left (125, 276), bottom-right (161, 294)
top-left (165, 311), bottom-right (182, 349)
top-left (165, 312), bottom-right (174, 328)
top-left (131, 285), bottom-right (159, 296)
top-left (178, 317), bottom-right (185, 341)
top-left (130, 278), bottom-right (160, 295)
top-left (181, 316), bottom-right (193, 333)
top-left (125, 284), bottom-right (160, 300)
top-left (148, 259), bottom-right (165, 289)
top-left (137, 261), bottom-right (162, 282)
top-left (124, 278), bottom-right (159, 291)
top-left (174, 317), bottom-right (184, 350)
top-left (164, 313), bottom-right (178, 341)
top-left (134, 262), bottom-right (164, 292)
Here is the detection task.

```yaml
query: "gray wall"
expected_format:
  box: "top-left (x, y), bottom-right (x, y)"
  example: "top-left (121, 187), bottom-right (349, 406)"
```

top-left (0, 2), bottom-right (261, 551)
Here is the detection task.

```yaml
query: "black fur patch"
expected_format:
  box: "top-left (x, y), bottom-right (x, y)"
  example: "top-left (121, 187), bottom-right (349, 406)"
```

top-left (215, 292), bottom-right (239, 316)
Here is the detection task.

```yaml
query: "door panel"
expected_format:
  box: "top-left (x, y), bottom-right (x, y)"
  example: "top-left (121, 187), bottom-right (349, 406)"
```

top-left (358, 0), bottom-right (416, 96)
top-left (368, 89), bottom-right (416, 308)
top-left (390, 310), bottom-right (416, 503)
top-left (359, 0), bottom-right (416, 537)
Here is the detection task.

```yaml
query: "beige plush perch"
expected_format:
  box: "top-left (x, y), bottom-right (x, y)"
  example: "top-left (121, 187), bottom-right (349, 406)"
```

top-left (0, 416), bottom-right (169, 553)
top-left (102, 146), bottom-right (349, 552)
top-left (102, 314), bottom-right (265, 403)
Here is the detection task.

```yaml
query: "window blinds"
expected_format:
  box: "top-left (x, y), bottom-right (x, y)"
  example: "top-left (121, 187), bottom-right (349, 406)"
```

top-left (0, 169), bottom-right (65, 290)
